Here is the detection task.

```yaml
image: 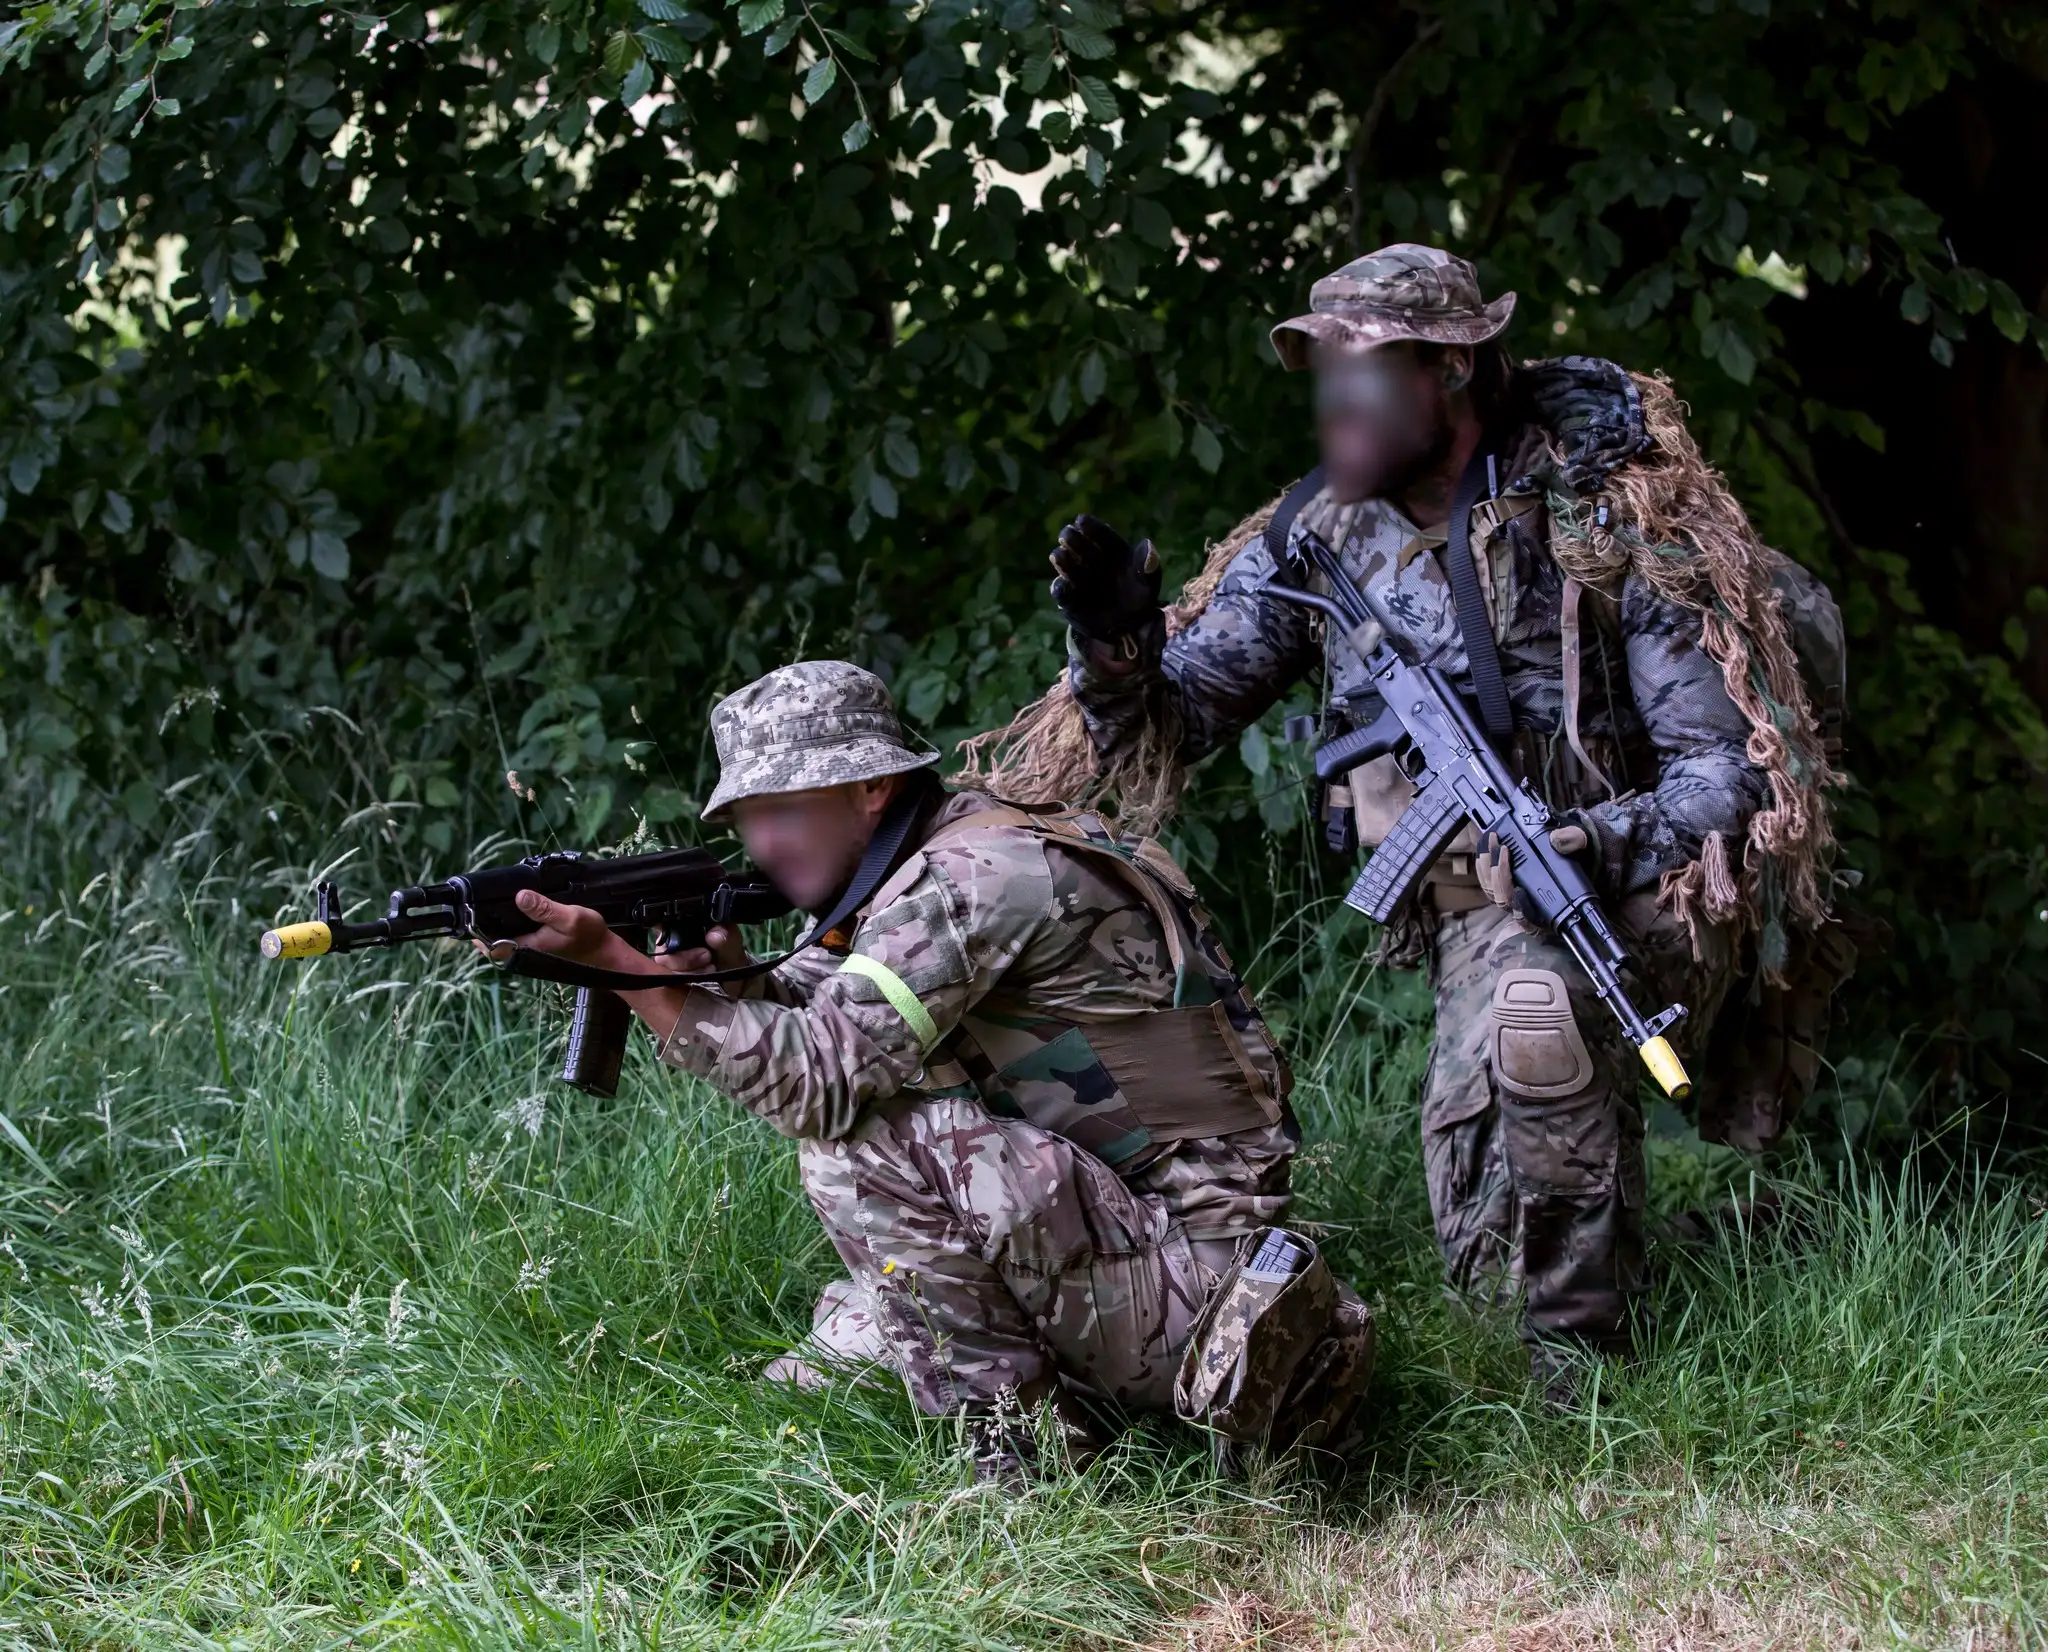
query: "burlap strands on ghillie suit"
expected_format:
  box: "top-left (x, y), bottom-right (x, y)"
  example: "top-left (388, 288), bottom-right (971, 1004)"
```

top-left (955, 496), bottom-right (1287, 833)
top-left (954, 366), bottom-right (1841, 980)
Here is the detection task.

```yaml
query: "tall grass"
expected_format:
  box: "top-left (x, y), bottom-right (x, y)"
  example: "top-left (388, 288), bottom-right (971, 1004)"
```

top-left (1, 826), bottom-right (2044, 1647)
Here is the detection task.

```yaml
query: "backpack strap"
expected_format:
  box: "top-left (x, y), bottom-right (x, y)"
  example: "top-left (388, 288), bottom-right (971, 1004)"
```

top-left (1560, 575), bottom-right (1618, 800)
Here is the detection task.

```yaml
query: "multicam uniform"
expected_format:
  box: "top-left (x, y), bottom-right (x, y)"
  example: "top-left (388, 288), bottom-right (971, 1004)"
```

top-left (1068, 359), bottom-right (1763, 1358)
top-left (657, 788), bottom-right (1299, 1414)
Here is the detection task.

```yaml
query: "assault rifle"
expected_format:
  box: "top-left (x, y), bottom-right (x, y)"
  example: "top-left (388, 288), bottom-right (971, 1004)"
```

top-left (259, 848), bottom-right (792, 1098)
top-left (1261, 529), bottom-right (1693, 1100)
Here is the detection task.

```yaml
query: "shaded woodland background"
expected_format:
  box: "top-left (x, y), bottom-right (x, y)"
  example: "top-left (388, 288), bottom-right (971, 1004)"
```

top-left (3, 0), bottom-right (2046, 1092)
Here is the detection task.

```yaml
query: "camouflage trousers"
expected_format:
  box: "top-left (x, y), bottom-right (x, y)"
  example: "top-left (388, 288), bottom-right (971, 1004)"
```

top-left (1421, 889), bottom-right (1737, 1353)
top-left (773, 1093), bottom-right (1234, 1414)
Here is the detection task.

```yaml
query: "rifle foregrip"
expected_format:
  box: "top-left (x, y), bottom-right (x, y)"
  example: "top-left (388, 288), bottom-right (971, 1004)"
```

top-left (560, 987), bottom-right (632, 1098)
top-left (1344, 779), bottom-right (1467, 923)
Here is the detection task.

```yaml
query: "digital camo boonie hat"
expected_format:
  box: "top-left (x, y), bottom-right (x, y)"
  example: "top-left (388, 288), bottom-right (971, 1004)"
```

top-left (702, 660), bottom-right (940, 822)
top-left (1270, 242), bottom-right (1517, 372)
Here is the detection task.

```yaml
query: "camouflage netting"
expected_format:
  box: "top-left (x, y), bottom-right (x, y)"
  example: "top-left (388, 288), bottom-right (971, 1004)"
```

top-left (954, 371), bottom-right (1838, 966)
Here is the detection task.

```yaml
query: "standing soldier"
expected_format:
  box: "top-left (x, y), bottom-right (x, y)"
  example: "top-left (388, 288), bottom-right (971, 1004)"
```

top-left (962, 244), bottom-right (1850, 1402)
top-left (510, 661), bottom-right (1375, 1480)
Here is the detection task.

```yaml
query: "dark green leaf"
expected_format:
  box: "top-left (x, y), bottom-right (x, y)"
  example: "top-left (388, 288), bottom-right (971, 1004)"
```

top-left (1075, 74), bottom-right (1116, 122)
top-left (309, 532), bottom-right (349, 580)
top-left (637, 24), bottom-right (692, 63)
top-left (1078, 349), bottom-right (1106, 404)
top-left (737, 0), bottom-right (784, 36)
top-left (1716, 330), bottom-right (1756, 383)
top-left (802, 57), bottom-right (837, 103)
top-left (603, 30), bottom-right (643, 78)
top-left (823, 27), bottom-right (876, 62)
top-left (882, 431), bottom-right (919, 478)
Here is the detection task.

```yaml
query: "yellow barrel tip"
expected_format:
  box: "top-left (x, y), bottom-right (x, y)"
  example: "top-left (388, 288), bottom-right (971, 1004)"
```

top-left (260, 921), bottom-right (333, 960)
top-left (1639, 1035), bottom-right (1692, 1101)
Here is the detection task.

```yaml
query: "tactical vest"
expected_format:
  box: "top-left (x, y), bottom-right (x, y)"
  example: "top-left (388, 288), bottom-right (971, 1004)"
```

top-left (897, 805), bottom-right (1290, 1176)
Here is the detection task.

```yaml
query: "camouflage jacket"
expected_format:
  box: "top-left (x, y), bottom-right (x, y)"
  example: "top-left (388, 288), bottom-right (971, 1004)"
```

top-left (658, 791), bottom-right (1297, 1240)
top-left (1070, 358), bottom-right (1768, 900)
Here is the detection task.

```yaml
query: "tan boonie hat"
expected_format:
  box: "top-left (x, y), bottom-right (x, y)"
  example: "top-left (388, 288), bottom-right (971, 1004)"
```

top-left (702, 660), bottom-right (940, 822)
top-left (1270, 242), bottom-right (1517, 372)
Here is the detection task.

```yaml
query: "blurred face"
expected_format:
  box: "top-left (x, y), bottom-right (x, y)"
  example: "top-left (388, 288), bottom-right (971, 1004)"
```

top-left (1313, 342), bottom-right (1463, 505)
top-left (729, 777), bottom-right (900, 911)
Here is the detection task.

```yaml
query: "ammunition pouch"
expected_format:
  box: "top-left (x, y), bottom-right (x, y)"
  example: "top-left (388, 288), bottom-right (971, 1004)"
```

top-left (1174, 1227), bottom-right (1375, 1460)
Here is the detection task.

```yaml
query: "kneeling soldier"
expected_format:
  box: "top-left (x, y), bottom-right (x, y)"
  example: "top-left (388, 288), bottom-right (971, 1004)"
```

top-left (511, 660), bottom-right (1373, 1480)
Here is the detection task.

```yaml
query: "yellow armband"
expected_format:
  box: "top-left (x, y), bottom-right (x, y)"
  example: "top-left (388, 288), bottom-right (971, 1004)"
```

top-left (838, 954), bottom-right (939, 1052)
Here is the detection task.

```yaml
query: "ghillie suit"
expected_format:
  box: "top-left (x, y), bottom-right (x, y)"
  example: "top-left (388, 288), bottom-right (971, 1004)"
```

top-left (958, 365), bottom-right (1845, 990)
top-left (969, 240), bottom-right (1859, 1379)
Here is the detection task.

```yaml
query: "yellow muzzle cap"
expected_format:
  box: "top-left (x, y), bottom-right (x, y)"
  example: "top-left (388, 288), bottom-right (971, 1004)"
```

top-left (260, 922), bottom-right (333, 960)
top-left (1639, 1035), bottom-right (1691, 1101)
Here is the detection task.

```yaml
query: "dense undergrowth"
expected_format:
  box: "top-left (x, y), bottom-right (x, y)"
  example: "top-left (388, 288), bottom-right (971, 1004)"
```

top-left (0, 824), bottom-right (2044, 1647)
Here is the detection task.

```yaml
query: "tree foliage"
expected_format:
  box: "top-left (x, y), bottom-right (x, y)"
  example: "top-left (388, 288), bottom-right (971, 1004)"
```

top-left (2, 0), bottom-right (2044, 1069)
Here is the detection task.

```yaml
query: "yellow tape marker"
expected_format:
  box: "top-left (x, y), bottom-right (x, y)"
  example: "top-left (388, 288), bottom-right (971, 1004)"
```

top-left (838, 953), bottom-right (938, 1052)
top-left (260, 922), bottom-right (333, 960)
top-left (1639, 1035), bottom-right (1692, 1101)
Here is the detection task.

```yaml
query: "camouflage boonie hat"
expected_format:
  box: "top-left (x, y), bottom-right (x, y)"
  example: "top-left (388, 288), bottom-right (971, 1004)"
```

top-left (1270, 242), bottom-right (1517, 372)
top-left (702, 661), bottom-right (939, 822)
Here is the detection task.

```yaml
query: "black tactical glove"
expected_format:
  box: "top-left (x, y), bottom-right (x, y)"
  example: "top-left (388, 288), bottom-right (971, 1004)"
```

top-left (1049, 514), bottom-right (1163, 646)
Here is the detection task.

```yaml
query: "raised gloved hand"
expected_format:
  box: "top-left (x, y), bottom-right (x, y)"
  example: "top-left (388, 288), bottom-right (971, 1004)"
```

top-left (1049, 514), bottom-right (1163, 645)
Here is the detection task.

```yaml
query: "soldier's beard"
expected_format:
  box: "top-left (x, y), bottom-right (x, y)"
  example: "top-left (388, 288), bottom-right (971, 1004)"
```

top-left (1319, 405), bottom-right (1454, 507)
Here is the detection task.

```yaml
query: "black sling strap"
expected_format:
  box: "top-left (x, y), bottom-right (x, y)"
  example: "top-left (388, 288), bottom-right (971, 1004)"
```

top-left (1263, 450), bottom-right (1514, 740)
top-left (1263, 464), bottom-right (1327, 567)
top-left (1441, 439), bottom-right (1514, 739)
top-left (498, 780), bottom-right (934, 993)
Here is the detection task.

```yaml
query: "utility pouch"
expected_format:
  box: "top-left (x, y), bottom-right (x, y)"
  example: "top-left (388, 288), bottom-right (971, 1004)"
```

top-left (1174, 1227), bottom-right (1337, 1443)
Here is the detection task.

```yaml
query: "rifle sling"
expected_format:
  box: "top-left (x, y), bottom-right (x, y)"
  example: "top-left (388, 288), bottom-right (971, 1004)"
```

top-left (1441, 439), bottom-right (1515, 740)
top-left (1264, 452), bottom-right (1512, 742)
top-left (497, 781), bottom-right (931, 993)
top-left (1263, 464), bottom-right (1327, 567)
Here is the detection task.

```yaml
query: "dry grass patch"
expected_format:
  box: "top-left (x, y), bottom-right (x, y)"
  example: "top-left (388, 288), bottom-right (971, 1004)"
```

top-left (1168, 1492), bottom-right (2040, 1652)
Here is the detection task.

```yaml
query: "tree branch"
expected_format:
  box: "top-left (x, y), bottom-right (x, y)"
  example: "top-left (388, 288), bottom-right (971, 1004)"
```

top-left (1345, 15), bottom-right (1443, 255)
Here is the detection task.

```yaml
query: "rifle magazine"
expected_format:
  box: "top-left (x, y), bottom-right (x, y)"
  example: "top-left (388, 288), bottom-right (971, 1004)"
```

top-left (1344, 778), bottom-right (1467, 923)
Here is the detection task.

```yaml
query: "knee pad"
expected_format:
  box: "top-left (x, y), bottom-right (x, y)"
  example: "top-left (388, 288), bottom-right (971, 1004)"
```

top-left (1490, 969), bottom-right (1595, 1100)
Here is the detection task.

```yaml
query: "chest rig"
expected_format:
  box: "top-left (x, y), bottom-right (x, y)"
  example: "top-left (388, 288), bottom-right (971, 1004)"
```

top-left (911, 805), bottom-right (1289, 1176)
